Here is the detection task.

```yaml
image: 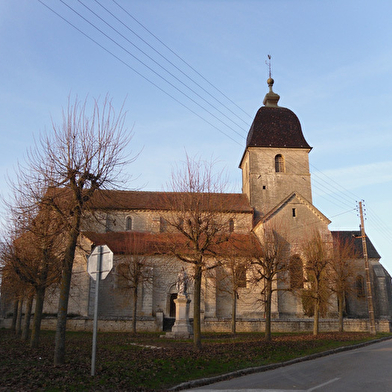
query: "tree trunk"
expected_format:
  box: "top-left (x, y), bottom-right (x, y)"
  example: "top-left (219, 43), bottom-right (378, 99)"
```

top-left (231, 289), bottom-right (237, 335)
top-left (338, 293), bottom-right (344, 333)
top-left (16, 298), bottom-right (24, 335)
top-left (265, 279), bottom-right (272, 341)
top-left (313, 297), bottom-right (320, 336)
top-left (193, 264), bottom-right (202, 350)
top-left (131, 286), bottom-right (138, 334)
top-left (11, 300), bottom-right (18, 331)
top-left (54, 225), bottom-right (79, 366)
top-left (31, 286), bottom-right (46, 348)
top-left (21, 294), bottom-right (34, 341)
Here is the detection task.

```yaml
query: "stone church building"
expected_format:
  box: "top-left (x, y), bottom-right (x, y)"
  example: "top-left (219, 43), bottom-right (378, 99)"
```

top-left (3, 78), bottom-right (392, 333)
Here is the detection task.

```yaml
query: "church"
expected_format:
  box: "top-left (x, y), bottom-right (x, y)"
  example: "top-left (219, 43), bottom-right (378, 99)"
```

top-left (4, 78), bottom-right (392, 333)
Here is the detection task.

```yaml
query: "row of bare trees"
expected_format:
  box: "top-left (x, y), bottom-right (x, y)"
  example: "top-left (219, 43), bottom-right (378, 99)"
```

top-left (301, 231), bottom-right (359, 335)
top-left (113, 220), bottom-right (359, 348)
top-left (1, 96), bottom-right (133, 365)
top-left (112, 154), bottom-right (359, 347)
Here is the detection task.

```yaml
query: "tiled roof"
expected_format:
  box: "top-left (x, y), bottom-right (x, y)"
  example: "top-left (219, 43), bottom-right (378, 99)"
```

top-left (331, 231), bottom-right (381, 259)
top-left (88, 190), bottom-right (253, 213)
top-left (82, 231), bottom-right (260, 257)
top-left (246, 106), bottom-right (311, 150)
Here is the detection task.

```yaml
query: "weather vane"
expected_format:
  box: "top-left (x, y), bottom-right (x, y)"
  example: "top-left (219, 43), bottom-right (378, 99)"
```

top-left (265, 54), bottom-right (272, 79)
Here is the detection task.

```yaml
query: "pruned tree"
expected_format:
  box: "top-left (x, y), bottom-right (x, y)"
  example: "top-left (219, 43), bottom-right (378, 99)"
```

top-left (330, 233), bottom-right (358, 332)
top-left (162, 154), bottom-right (235, 349)
top-left (3, 172), bottom-right (66, 346)
top-left (6, 95), bottom-right (134, 365)
top-left (207, 235), bottom-right (253, 335)
top-left (249, 223), bottom-right (288, 341)
top-left (21, 291), bottom-right (34, 342)
top-left (116, 232), bottom-right (153, 334)
top-left (220, 251), bottom-right (250, 335)
top-left (1, 241), bottom-right (32, 332)
top-left (0, 263), bottom-right (21, 331)
top-left (302, 230), bottom-right (332, 336)
top-left (1, 222), bottom-right (62, 346)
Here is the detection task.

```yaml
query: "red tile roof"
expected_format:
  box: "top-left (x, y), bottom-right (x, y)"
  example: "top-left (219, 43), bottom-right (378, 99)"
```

top-left (82, 231), bottom-right (260, 257)
top-left (88, 190), bottom-right (254, 213)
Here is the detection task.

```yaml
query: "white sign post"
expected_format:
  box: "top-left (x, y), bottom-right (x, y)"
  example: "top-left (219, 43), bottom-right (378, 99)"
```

top-left (88, 245), bottom-right (113, 377)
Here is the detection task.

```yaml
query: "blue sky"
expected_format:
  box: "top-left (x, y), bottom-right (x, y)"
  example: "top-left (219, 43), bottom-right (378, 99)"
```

top-left (1, 1), bottom-right (392, 272)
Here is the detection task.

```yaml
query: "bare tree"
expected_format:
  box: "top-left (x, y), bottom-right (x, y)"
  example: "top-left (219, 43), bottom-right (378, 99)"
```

top-left (7, 95), bottom-right (133, 365)
top-left (116, 232), bottom-right (153, 334)
top-left (205, 235), bottom-right (253, 335)
top-left (1, 224), bottom-right (62, 347)
top-left (3, 174), bottom-right (65, 347)
top-left (162, 154), bottom-right (234, 350)
top-left (0, 241), bottom-right (32, 332)
top-left (330, 233), bottom-right (358, 332)
top-left (249, 224), bottom-right (288, 341)
top-left (0, 261), bottom-right (21, 331)
top-left (219, 251), bottom-right (250, 335)
top-left (21, 291), bottom-right (34, 342)
top-left (302, 231), bottom-right (332, 336)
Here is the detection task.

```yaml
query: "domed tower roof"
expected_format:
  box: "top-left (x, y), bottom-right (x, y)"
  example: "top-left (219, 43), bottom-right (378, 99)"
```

top-left (245, 78), bottom-right (311, 150)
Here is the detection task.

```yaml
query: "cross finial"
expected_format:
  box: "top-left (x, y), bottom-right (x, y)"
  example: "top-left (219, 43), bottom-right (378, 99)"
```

top-left (265, 54), bottom-right (272, 79)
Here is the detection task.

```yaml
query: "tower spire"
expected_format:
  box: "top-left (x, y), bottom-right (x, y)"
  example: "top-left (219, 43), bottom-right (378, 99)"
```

top-left (263, 55), bottom-right (280, 107)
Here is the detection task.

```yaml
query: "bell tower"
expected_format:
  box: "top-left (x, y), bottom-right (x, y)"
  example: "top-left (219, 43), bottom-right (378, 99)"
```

top-left (239, 78), bottom-right (312, 220)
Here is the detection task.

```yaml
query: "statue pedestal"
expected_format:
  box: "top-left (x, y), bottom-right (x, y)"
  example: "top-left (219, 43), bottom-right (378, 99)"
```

top-left (165, 295), bottom-right (193, 339)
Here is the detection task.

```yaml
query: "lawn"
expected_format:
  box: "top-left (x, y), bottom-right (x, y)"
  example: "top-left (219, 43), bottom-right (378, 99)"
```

top-left (0, 329), bottom-right (388, 391)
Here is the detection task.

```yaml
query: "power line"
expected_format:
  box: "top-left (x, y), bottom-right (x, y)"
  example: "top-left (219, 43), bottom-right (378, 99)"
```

top-left (38, 0), bottom-right (243, 145)
top-left (111, 0), bottom-right (253, 121)
top-left (76, 0), bottom-right (247, 137)
top-left (57, 0), bottom-right (246, 140)
top-left (93, 0), bottom-right (251, 127)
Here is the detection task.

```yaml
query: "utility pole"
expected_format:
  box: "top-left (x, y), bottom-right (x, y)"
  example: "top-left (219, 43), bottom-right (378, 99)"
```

top-left (358, 201), bottom-right (376, 335)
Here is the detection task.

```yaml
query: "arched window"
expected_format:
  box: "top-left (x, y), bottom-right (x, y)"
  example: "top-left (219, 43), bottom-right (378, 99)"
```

top-left (116, 263), bottom-right (130, 289)
top-left (356, 275), bottom-right (365, 297)
top-left (178, 218), bottom-right (184, 231)
top-left (160, 217), bottom-right (167, 233)
top-left (275, 154), bottom-right (285, 173)
top-left (236, 265), bottom-right (247, 288)
top-left (289, 255), bottom-right (303, 289)
top-left (126, 216), bottom-right (132, 231)
top-left (229, 218), bottom-right (235, 233)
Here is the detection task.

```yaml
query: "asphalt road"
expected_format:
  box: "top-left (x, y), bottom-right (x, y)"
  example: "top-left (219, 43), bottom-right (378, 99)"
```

top-left (185, 338), bottom-right (392, 392)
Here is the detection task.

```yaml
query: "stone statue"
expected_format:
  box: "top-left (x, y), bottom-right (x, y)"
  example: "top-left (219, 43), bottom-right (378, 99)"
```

top-left (177, 268), bottom-right (188, 296)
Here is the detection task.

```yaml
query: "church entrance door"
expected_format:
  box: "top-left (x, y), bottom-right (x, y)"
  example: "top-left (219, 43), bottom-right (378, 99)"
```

top-left (169, 293), bottom-right (178, 317)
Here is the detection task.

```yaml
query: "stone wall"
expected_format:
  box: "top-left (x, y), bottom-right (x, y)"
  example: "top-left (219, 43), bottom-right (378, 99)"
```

top-left (202, 318), bottom-right (392, 333)
top-left (1, 316), bottom-right (390, 333)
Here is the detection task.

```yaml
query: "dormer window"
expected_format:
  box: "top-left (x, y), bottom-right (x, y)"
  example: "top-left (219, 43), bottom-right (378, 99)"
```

top-left (275, 154), bottom-right (285, 173)
top-left (126, 216), bottom-right (132, 231)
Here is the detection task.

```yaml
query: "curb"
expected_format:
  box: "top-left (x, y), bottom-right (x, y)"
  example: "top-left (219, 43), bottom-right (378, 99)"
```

top-left (169, 335), bottom-right (392, 391)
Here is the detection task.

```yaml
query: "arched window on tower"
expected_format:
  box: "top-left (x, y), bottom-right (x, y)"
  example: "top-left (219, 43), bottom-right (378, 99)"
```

top-left (275, 154), bottom-right (285, 173)
top-left (126, 216), bottom-right (132, 231)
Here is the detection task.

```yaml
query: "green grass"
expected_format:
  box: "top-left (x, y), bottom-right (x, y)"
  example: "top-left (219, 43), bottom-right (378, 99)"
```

top-left (0, 329), bottom-right (389, 391)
